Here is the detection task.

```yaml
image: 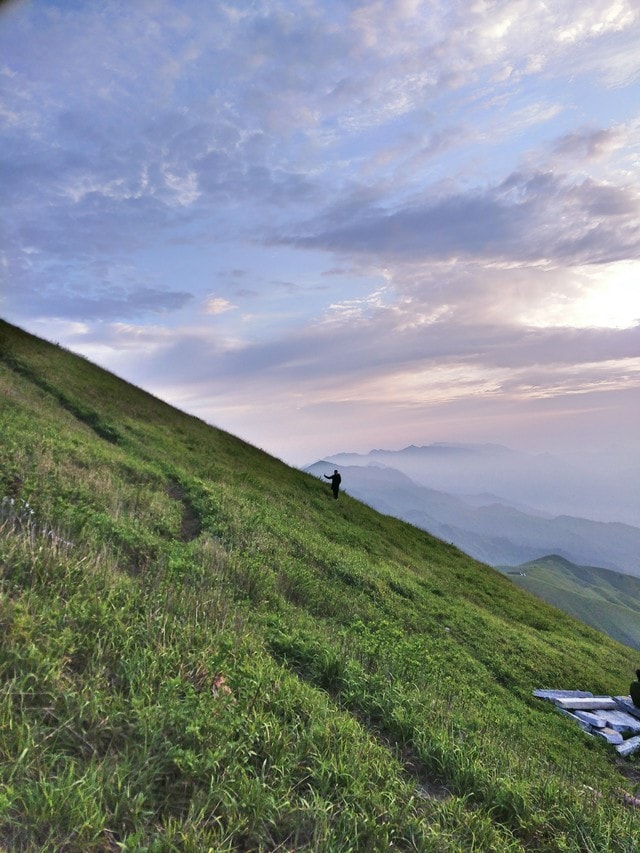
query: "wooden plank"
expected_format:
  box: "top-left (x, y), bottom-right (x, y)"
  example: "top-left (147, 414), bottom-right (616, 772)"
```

top-left (558, 710), bottom-right (592, 731)
top-left (593, 727), bottom-right (623, 745)
top-left (596, 710), bottom-right (640, 734)
top-left (574, 710), bottom-right (606, 728)
top-left (533, 689), bottom-right (593, 701)
top-left (554, 697), bottom-right (617, 711)
top-left (616, 736), bottom-right (640, 757)
top-left (614, 697), bottom-right (640, 721)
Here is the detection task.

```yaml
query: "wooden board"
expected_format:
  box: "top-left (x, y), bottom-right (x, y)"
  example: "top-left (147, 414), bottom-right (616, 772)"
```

top-left (593, 727), bottom-right (623, 745)
top-left (616, 735), bottom-right (640, 757)
top-left (615, 697), bottom-right (640, 721)
top-left (574, 710), bottom-right (606, 728)
top-left (595, 710), bottom-right (640, 734)
top-left (533, 689), bottom-right (593, 700)
top-left (554, 697), bottom-right (617, 711)
top-left (535, 690), bottom-right (640, 755)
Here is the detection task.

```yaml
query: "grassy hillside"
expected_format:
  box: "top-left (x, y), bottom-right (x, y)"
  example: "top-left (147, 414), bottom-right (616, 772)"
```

top-left (498, 556), bottom-right (640, 652)
top-left (1, 317), bottom-right (640, 851)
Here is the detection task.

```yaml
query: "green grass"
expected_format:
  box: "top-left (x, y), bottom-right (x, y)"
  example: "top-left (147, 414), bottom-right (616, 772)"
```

top-left (498, 556), bottom-right (640, 651)
top-left (1, 317), bottom-right (640, 851)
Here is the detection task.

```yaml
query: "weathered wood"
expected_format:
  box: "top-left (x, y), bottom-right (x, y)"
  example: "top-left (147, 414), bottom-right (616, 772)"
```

top-left (536, 691), bottom-right (640, 754)
top-left (558, 710), bottom-right (592, 731)
top-left (533, 689), bottom-right (593, 701)
top-left (616, 736), bottom-right (640, 757)
top-left (593, 727), bottom-right (623, 745)
top-left (554, 697), bottom-right (617, 711)
top-left (574, 710), bottom-right (606, 728)
top-left (595, 710), bottom-right (640, 734)
top-left (615, 697), bottom-right (640, 721)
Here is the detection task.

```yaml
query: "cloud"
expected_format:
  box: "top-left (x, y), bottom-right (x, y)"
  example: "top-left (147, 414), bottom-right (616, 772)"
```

top-left (1, 246), bottom-right (193, 322)
top-left (84, 301), bottom-right (639, 396)
top-left (2, 0), bottom-right (640, 469)
top-left (73, 311), bottom-right (639, 468)
top-left (285, 168), bottom-right (640, 266)
top-left (203, 296), bottom-right (236, 315)
top-left (3, 0), bottom-right (638, 262)
top-left (11, 282), bottom-right (192, 323)
top-left (553, 126), bottom-right (625, 161)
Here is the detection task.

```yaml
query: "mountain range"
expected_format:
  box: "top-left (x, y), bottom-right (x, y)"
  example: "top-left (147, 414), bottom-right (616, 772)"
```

top-left (322, 442), bottom-right (640, 527)
top-left (306, 452), bottom-right (640, 576)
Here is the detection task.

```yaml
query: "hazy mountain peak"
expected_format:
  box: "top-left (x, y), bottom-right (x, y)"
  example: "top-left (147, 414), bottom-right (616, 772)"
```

top-left (324, 441), bottom-right (638, 528)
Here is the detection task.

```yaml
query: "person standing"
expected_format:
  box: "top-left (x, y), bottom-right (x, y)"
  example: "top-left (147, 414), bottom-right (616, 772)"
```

top-left (324, 469), bottom-right (342, 500)
top-left (630, 669), bottom-right (640, 708)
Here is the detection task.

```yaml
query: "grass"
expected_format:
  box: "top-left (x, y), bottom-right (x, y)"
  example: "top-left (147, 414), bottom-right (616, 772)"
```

top-left (499, 556), bottom-right (640, 651)
top-left (1, 317), bottom-right (640, 851)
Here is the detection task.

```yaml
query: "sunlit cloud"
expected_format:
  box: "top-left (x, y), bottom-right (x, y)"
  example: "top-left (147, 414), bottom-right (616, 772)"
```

top-left (203, 296), bottom-right (236, 315)
top-left (519, 261), bottom-right (640, 329)
top-left (1, 0), bottom-right (639, 470)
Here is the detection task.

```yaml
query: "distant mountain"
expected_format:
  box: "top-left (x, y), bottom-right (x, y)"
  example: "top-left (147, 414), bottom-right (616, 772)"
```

top-left (497, 556), bottom-right (640, 651)
top-left (306, 460), bottom-right (640, 576)
top-left (326, 442), bottom-right (640, 528)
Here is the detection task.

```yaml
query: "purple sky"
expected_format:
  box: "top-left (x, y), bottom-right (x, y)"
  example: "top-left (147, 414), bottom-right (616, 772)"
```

top-left (1, 0), bottom-right (639, 468)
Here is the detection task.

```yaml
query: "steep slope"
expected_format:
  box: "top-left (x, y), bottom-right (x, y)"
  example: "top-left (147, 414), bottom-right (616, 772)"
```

top-left (498, 556), bottom-right (640, 651)
top-left (1, 318), bottom-right (640, 851)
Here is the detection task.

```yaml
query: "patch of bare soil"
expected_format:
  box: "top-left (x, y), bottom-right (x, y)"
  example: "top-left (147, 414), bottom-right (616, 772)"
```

top-left (167, 479), bottom-right (202, 541)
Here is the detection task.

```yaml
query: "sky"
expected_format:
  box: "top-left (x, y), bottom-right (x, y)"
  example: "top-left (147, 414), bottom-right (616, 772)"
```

top-left (1, 0), bottom-right (640, 470)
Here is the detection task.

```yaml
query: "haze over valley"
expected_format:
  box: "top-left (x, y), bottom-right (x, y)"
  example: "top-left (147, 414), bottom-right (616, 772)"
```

top-left (306, 442), bottom-right (640, 574)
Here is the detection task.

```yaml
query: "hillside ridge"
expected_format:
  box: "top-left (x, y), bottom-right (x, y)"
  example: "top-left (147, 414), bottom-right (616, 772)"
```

top-left (1, 317), bottom-right (640, 851)
top-left (497, 554), bottom-right (640, 651)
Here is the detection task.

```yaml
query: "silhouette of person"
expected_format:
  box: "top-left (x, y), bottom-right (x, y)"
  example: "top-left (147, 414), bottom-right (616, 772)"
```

top-left (324, 469), bottom-right (341, 500)
top-left (630, 669), bottom-right (640, 708)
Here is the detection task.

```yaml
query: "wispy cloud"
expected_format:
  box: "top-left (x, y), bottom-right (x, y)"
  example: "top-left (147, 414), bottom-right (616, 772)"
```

top-left (1, 0), bottom-right (640, 467)
top-left (203, 296), bottom-right (236, 315)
